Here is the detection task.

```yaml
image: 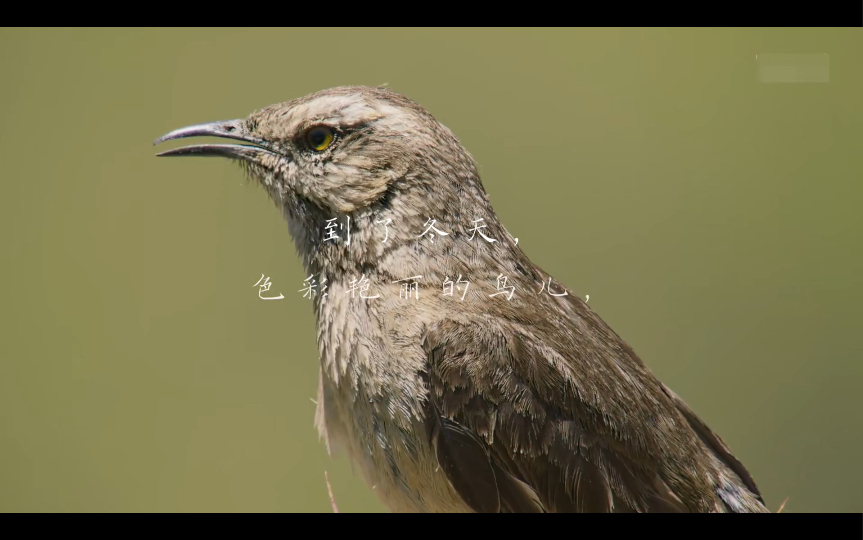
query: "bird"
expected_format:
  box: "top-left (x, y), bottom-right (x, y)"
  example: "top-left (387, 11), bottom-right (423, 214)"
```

top-left (154, 85), bottom-right (768, 513)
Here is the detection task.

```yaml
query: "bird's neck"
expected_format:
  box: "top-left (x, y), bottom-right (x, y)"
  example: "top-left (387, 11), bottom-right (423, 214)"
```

top-left (282, 168), bottom-right (529, 296)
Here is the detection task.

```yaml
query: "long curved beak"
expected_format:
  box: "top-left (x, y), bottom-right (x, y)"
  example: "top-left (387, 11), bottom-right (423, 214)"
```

top-left (153, 120), bottom-right (287, 163)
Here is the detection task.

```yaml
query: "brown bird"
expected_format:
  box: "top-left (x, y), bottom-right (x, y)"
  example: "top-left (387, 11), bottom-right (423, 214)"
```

top-left (154, 86), bottom-right (767, 513)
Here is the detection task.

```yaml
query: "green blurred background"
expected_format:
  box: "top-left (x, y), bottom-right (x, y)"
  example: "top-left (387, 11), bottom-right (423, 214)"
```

top-left (1, 28), bottom-right (861, 513)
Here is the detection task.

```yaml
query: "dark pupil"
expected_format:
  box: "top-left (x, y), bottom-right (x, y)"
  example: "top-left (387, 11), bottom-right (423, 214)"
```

top-left (310, 129), bottom-right (328, 148)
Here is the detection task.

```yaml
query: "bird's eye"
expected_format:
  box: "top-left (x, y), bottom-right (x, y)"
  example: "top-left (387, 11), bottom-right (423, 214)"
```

top-left (305, 126), bottom-right (335, 152)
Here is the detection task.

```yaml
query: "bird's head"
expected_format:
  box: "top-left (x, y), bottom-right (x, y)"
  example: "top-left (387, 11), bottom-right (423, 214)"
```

top-left (157, 86), bottom-right (482, 206)
top-left (155, 86), bottom-right (507, 275)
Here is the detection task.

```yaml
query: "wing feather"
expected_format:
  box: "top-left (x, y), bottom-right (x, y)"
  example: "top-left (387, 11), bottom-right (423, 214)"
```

top-left (421, 318), bottom-right (766, 513)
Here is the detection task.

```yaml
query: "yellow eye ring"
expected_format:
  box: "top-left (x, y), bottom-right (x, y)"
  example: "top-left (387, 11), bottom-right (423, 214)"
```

top-left (306, 126), bottom-right (335, 152)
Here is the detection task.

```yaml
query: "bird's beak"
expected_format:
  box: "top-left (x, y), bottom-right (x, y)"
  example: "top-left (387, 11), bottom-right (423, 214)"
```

top-left (153, 119), bottom-right (287, 163)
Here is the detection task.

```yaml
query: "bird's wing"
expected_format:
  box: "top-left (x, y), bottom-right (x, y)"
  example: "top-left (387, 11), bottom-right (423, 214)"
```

top-left (421, 317), bottom-right (766, 513)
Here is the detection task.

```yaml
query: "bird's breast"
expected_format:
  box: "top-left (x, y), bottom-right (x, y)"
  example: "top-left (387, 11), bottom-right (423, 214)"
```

top-left (313, 286), bottom-right (471, 512)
